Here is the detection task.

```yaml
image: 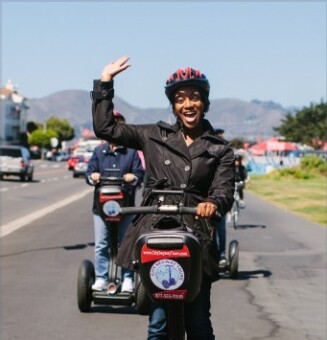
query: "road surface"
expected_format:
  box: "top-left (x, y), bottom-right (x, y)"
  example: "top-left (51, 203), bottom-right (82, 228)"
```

top-left (1, 160), bottom-right (326, 339)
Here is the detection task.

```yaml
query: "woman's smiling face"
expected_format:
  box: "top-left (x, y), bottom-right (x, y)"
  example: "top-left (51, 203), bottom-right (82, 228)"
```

top-left (173, 86), bottom-right (205, 129)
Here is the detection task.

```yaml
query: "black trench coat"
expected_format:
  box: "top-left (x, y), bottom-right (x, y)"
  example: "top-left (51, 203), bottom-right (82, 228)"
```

top-left (91, 80), bottom-right (235, 279)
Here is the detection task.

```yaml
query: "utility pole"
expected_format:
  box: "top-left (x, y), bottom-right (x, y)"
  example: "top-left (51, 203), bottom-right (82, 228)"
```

top-left (42, 121), bottom-right (47, 159)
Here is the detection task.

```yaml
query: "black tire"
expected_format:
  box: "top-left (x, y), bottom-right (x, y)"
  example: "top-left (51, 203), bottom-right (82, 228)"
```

top-left (229, 240), bottom-right (239, 280)
top-left (20, 173), bottom-right (28, 182)
top-left (135, 280), bottom-right (150, 315)
top-left (232, 203), bottom-right (239, 230)
top-left (77, 260), bottom-right (95, 312)
top-left (73, 173), bottom-right (78, 178)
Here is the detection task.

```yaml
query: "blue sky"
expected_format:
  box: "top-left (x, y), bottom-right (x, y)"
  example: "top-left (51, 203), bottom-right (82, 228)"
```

top-left (2, 2), bottom-right (326, 109)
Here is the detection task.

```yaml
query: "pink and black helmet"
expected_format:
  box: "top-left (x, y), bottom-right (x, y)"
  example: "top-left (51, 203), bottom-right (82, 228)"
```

top-left (165, 67), bottom-right (210, 112)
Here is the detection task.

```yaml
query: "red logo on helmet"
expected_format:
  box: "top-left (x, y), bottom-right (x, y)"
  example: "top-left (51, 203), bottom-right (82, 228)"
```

top-left (167, 68), bottom-right (203, 84)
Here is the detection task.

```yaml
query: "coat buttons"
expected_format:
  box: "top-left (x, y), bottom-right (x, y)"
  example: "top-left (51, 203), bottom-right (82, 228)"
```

top-left (162, 136), bottom-right (168, 141)
top-left (184, 165), bottom-right (191, 172)
top-left (164, 160), bottom-right (171, 165)
top-left (180, 183), bottom-right (187, 189)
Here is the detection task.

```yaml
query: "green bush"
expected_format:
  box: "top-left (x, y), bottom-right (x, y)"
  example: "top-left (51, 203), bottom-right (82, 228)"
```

top-left (268, 167), bottom-right (314, 180)
top-left (300, 155), bottom-right (327, 176)
top-left (264, 155), bottom-right (326, 180)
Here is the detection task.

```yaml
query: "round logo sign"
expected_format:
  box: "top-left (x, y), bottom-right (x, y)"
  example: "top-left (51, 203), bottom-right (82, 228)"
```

top-left (150, 259), bottom-right (185, 290)
top-left (103, 200), bottom-right (120, 216)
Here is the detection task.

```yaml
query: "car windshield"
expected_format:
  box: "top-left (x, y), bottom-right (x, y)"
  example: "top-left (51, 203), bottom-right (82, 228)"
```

top-left (0, 148), bottom-right (22, 157)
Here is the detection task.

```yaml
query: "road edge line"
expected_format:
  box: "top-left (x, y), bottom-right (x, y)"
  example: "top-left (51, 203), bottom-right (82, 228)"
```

top-left (1, 188), bottom-right (93, 238)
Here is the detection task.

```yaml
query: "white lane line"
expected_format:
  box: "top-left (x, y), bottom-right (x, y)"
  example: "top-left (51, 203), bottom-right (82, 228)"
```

top-left (1, 188), bottom-right (93, 238)
top-left (21, 183), bottom-right (29, 187)
top-left (0, 188), bottom-right (8, 192)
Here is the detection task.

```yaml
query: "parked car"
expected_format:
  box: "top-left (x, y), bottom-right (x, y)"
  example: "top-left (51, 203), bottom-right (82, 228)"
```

top-left (67, 155), bottom-right (85, 171)
top-left (73, 158), bottom-right (89, 178)
top-left (45, 150), bottom-right (53, 160)
top-left (29, 146), bottom-right (42, 160)
top-left (52, 151), bottom-right (70, 162)
top-left (0, 145), bottom-right (34, 181)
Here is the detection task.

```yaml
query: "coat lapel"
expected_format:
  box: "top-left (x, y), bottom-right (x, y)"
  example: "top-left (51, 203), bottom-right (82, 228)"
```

top-left (188, 139), bottom-right (209, 159)
top-left (148, 121), bottom-right (190, 160)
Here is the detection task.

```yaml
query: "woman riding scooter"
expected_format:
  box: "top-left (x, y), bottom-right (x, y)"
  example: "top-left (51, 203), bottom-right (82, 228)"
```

top-left (91, 56), bottom-right (235, 340)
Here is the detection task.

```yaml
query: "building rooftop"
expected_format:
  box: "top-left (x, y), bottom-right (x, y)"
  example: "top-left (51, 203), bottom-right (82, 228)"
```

top-left (1, 80), bottom-right (26, 103)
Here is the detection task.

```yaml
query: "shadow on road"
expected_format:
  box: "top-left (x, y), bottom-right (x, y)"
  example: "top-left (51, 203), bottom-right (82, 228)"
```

top-left (220, 269), bottom-right (272, 281)
top-left (89, 305), bottom-right (139, 315)
top-left (237, 269), bottom-right (272, 280)
top-left (64, 242), bottom-right (94, 250)
top-left (0, 242), bottom-right (95, 257)
top-left (233, 224), bottom-right (267, 230)
top-left (0, 178), bottom-right (41, 183)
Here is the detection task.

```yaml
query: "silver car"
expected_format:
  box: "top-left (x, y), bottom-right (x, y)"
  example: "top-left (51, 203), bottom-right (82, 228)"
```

top-left (0, 145), bottom-right (34, 181)
top-left (73, 160), bottom-right (88, 178)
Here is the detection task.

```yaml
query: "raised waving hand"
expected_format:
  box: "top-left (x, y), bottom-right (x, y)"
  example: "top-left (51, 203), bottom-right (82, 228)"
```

top-left (100, 56), bottom-right (131, 82)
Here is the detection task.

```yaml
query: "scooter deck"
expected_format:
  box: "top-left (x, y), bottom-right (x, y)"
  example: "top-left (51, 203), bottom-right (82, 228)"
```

top-left (92, 291), bottom-right (135, 306)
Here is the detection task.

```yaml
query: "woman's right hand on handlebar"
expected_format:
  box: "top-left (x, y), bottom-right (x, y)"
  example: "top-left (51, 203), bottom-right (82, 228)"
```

top-left (100, 56), bottom-right (131, 82)
top-left (123, 173), bottom-right (136, 183)
top-left (196, 201), bottom-right (217, 218)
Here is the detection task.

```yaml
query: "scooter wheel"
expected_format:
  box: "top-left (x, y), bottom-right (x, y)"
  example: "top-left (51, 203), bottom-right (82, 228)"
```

top-left (77, 260), bottom-right (95, 312)
top-left (228, 240), bottom-right (239, 280)
top-left (232, 210), bottom-right (238, 230)
top-left (135, 280), bottom-right (150, 315)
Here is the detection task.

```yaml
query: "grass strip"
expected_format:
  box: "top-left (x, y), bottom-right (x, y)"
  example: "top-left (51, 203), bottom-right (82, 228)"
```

top-left (247, 175), bottom-right (327, 226)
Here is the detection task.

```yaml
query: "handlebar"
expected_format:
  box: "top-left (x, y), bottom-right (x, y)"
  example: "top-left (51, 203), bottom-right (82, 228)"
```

top-left (100, 176), bottom-right (124, 181)
top-left (99, 176), bottom-right (125, 185)
top-left (120, 205), bottom-right (197, 215)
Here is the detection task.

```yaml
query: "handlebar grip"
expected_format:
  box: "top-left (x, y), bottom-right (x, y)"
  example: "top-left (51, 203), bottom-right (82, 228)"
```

top-left (119, 206), bottom-right (159, 215)
top-left (179, 207), bottom-right (197, 214)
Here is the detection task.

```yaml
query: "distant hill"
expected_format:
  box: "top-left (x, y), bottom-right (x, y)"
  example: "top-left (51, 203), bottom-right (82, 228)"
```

top-left (26, 90), bottom-right (298, 141)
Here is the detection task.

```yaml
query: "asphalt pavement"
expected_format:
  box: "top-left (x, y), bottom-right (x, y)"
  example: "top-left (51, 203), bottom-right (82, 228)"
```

top-left (1, 162), bottom-right (326, 340)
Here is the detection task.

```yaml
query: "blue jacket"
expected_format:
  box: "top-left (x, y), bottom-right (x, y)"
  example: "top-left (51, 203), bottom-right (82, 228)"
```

top-left (86, 142), bottom-right (144, 214)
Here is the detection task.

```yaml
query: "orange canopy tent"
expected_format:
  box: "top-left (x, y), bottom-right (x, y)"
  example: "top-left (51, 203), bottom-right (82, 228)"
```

top-left (250, 137), bottom-right (298, 156)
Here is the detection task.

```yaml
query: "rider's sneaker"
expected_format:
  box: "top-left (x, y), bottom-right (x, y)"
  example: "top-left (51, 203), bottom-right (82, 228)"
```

top-left (121, 277), bottom-right (134, 293)
top-left (92, 278), bottom-right (108, 291)
top-left (219, 256), bottom-right (228, 268)
top-left (239, 200), bottom-right (245, 209)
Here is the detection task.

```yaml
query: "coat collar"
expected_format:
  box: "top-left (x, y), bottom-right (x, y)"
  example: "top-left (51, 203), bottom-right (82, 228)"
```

top-left (101, 142), bottom-right (126, 156)
top-left (154, 121), bottom-right (190, 159)
top-left (157, 120), bottom-right (179, 132)
top-left (151, 119), bottom-right (226, 159)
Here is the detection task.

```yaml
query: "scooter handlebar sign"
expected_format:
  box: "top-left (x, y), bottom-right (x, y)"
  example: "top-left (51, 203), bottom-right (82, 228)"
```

top-left (96, 175), bottom-right (128, 222)
top-left (120, 204), bottom-right (202, 303)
